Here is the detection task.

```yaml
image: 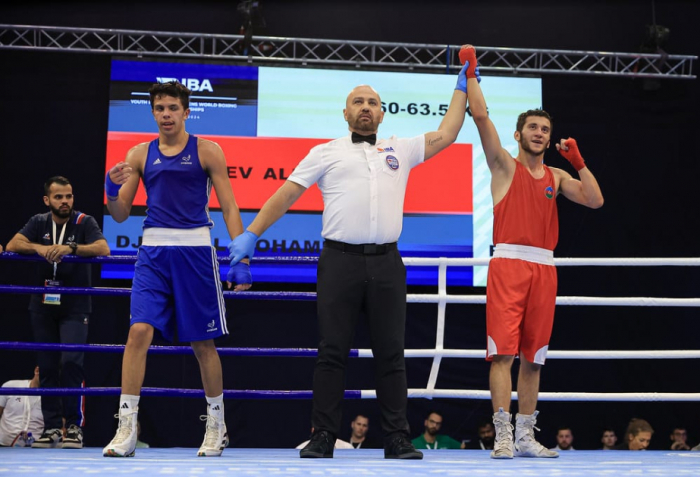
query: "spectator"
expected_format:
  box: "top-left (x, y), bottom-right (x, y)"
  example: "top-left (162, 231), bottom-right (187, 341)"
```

top-left (463, 419), bottom-right (495, 450)
top-left (600, 427), bottom-right (617, 450)
top-left (615, 418), bottom-right (654, 450)
top-left (348, 414), bottom-right (375, 449)
top-left (6, 175), bottom-right (110, 449)
top-left (550, 427), bottom-right (575, 451)
top-left (670, 426), bottom-right (691, 451)
top-left (411, 411), bottom-right (462, 450)
top-left (0, 366), bottom-right (43, 447)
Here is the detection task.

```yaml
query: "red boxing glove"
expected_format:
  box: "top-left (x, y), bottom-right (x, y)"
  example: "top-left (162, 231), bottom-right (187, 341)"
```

top-left (458, 45), bottom-right (479, 80)
top-left (558, 138), bottom-right (586, 171)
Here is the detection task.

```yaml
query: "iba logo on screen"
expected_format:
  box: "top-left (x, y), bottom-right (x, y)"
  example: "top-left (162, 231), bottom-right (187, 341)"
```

top-left (156, 77), bottom-right (214, 92)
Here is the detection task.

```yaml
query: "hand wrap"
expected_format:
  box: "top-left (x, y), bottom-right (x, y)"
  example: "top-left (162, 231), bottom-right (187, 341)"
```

top-left (105, 170), bottom-right (122, 200)
top-left (558, 138), bottom-right (586, 171)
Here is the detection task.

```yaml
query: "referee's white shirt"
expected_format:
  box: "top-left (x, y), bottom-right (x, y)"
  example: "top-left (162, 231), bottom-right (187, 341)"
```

top-left (288, 133), bottom-right (425, 245)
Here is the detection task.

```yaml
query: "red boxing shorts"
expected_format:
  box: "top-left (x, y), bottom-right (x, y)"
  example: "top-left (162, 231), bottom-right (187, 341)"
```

top-left (485, 255), bottom-right (557, 365)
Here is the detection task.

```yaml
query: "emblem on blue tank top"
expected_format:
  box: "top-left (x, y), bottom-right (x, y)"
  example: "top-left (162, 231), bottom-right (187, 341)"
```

top-left (181, 154), bottom-right (192, 165)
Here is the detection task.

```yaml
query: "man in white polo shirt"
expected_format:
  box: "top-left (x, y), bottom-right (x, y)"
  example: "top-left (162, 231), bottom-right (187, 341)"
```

top-left (228, 46), bottom-right (477, 460)
top-left (0, 366), bottom-right (43, 447)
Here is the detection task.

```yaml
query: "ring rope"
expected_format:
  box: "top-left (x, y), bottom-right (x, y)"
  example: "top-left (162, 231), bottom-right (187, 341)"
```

top-left (3, 341), bottom-right (700, 359)
top-left (4, 251), bottom-right (700, 267)
top-left (1, 386), bottom-right (699, 402)
top-left (2, 285), bottom-right (699, 307)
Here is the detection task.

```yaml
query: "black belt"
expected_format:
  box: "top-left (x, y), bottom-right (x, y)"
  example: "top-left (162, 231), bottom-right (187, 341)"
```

top-left (324, 239), bottom-right (397, 255)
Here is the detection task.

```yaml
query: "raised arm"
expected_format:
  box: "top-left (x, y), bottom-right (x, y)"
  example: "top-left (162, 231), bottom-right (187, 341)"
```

top-left (423, 90), bottom-right (467, 160)
top-left (227, 180), bottom-right (307, 264)
top-left (462, 46), bottom-right (512, 174)
top-left (555, 138), bottom-right (604, 209)
top-left (104, 144), bottom-right (145, 223)
top-left (423, 46), bottom-right (473, 160)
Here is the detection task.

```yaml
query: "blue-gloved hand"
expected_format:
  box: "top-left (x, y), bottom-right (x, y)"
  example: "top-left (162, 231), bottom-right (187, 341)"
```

top-left (455, 62), bottom-right (468, 93)
top-left (455, 61), bottom-right (482, 94)
top-left (227, 230), bottom-right (258, 264)
top-left (227, 261), bottom-right (252, 286)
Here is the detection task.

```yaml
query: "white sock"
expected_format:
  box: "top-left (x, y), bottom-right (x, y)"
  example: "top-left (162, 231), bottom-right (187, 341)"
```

top-left (119, 394), bottom-right (140, 416)
top-left (206, 394), bottom-right (224, 419)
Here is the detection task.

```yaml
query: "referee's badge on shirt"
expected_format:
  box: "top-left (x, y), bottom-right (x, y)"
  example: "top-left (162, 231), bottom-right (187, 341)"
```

top-left (385, 155), bottom-right (399, 170)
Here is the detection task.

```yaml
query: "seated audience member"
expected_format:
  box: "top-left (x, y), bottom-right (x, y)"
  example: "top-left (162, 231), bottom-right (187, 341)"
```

top-left (463, 419), bottom-right (495, 450)
top-left (0, 366), bottom-right (43, 447)
top-left (348, 414), bottom-right (376, 449)
top-left (411, 411), bottom-right (462, 450)
top-left (550, 426), bottom-right (575, 451)
top-left (669, 426), bottom-right (691, 451)
top-left (615, 418), bottom-right (654, 450)
top-left (297, 427), bottom-right (353, 450)
top-left (600, 427), bottom-right (617, 450)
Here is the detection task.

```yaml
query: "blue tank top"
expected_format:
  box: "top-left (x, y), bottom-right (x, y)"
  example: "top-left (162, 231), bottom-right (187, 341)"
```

top-left (142, 134), bottom-right (213, 229)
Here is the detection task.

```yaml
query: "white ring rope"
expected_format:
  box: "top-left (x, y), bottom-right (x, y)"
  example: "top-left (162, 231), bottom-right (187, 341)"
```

top-left (407, 294), bottom-right (700, 306)
top-left (358, 390), bottom-right (700, 401)
top-left (402, 257), bottom-right (700, 266)
top-left (357, 349), bottom-right (700, 359)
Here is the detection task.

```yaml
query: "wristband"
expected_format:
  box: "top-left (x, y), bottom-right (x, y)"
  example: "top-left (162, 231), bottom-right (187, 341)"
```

top-left (105, 170), bottom-right (122, 200)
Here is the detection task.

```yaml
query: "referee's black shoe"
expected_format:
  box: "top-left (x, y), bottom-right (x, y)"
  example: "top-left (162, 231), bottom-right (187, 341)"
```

top-left (300, 430), bottom-right (335, 458)
top-left (384, 433), bottom-right (424, 459)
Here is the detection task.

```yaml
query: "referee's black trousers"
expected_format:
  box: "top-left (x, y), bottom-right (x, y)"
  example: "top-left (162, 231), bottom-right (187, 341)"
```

top-left (311, 245), bottom-right (410, 438)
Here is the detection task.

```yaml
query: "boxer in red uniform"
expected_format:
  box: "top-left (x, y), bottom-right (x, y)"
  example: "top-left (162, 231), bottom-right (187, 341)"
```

top-left (460, 45), bottom-right (604, 459)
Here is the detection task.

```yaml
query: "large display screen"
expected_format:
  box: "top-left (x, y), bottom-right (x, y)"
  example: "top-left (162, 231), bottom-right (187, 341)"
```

top-left (103, 58), bottom-right (542, 286)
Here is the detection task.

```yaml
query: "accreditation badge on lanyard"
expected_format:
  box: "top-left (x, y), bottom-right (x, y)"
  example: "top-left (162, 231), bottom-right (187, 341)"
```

top-left (43, 220), bottom-right (66, 305)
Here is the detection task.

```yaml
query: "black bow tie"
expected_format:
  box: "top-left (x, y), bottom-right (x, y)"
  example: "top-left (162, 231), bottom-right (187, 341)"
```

top-left (351, 132), bottom-right (377, 146)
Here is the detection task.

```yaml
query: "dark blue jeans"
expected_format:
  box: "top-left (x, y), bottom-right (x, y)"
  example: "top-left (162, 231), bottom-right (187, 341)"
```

top-left (30, 311), bottom-right (88, 431)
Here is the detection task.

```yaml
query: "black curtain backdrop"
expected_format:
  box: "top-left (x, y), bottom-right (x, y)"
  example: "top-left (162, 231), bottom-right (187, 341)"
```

top-left (1, 1), bottom-right (699, 451)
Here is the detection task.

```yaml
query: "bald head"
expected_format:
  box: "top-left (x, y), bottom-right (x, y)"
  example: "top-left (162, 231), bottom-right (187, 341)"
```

top-left (346, 85), bottom-right (381, 108)
top-left (344, 84), bottom-right (384, 134)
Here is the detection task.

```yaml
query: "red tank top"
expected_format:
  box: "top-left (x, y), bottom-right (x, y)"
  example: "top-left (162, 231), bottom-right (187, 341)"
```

top-left (493, 160), bottom-right (559, 251)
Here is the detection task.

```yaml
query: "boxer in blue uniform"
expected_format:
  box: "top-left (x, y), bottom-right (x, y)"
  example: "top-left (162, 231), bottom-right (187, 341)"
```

top-left (102, 81), bottom-right (251, 458)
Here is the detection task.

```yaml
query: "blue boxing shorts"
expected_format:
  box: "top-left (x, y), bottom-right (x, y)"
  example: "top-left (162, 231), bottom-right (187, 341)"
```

top-left (131, 228), bottom-right (228, 342)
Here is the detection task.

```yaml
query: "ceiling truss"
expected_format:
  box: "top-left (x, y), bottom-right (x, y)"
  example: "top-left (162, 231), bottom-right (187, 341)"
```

top-left (0, 24), bottom-right (696, 79)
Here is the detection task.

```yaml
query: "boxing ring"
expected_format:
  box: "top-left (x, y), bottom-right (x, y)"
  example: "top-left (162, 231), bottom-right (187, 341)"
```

top-left (1, 252), bottom-right (699, 476)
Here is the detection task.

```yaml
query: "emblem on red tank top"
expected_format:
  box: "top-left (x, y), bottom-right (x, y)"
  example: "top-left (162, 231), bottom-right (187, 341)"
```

top-left (544, 186), bottom-right (554, 199)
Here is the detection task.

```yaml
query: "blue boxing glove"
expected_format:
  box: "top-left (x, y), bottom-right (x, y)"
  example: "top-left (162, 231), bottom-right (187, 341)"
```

top-left (227, 230), bottom-right (258, 264)
top-left (227, 261), bottom-right (252, 286)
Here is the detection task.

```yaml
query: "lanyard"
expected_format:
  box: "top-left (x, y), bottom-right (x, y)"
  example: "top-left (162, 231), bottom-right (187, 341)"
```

top-left (52, 220), bottom-right (67, 280)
